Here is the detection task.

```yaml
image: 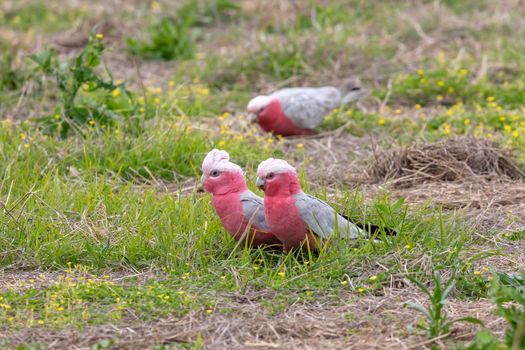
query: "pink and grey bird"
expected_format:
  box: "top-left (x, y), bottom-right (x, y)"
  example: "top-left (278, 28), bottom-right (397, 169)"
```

top-left (247, 84), bottom-right (366, 136)
top-left (256, 158), bottom-right (394, 252)
top-left (202, 149), bottom-right (282, 249)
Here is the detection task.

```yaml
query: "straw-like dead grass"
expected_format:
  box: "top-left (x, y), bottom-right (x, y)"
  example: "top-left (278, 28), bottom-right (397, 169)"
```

top-left (365, 137), bottom-right (524, 188)
top-left (2, 286), bottom-right (505, 350)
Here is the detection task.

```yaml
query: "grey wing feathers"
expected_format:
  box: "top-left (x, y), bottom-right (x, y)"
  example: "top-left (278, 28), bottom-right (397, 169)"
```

top-left (275, 87), bottom-right (342, 130)
top-left (240, 191), bottom-right (270, 231)
top-left (293, 192), bottom-right (364, 239)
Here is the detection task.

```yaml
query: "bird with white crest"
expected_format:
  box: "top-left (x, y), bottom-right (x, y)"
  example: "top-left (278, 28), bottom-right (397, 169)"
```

top-left (201, 149), bottom-right (282, 249)
top-left (255, 157), bottom-right (395, 252)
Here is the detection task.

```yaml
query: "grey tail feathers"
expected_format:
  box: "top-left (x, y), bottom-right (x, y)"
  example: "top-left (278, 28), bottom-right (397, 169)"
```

top-left (340, 80), bottom-right (368, 105)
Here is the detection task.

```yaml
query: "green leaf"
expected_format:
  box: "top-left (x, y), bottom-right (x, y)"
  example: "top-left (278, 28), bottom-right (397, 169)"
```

top-left (405, 301), bottom-right (431, 320)
top-left (29, 48), bottom-right (57, 72)
top-left (450, 316), bottom-right (485, 327)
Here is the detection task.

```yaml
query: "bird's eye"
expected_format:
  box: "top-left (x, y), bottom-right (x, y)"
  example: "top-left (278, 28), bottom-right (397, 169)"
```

top-left (258, 107), bottom-right (265, 113)
top-left (210, 170), bottom-right (220, 177)
top-left (267, 172), bottom-right (275, 179)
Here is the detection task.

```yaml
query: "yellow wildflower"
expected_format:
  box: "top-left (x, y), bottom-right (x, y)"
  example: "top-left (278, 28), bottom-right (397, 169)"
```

top-left (512, 130), bottom-right (519, 138)
top-left (414, 104), bottom-right (421, 110)
top-left (458, 69), bottom-right (469, 75)
top-left (88, 120), bottom-right (95, 126)
top-left (151, 1), bottom-right (161, 11)
top-left (474, 271), bottom-right (481, 276)
top-left (436, 80), bottom-right (445, 87)
top-left (405, 244), bottom-right (412, 250)
top-left (37, 320), bottom-right (44, 325)
top-left (340, 280), bottom-right (348, 285)
top-left (96, 33), bottom-right (104, 40)
top-left (442, 123), bottom-right (451, 135)
top-left (297, 143), bottom-right (304, 149)
top-left (20, 132), bottom-right (27, 140)
top-left (23, 143), bottom-right (30, 149)
top-left (206, 309), bottom-right (213, 314)
top-left (369, 275), bottom-right (377, 282)
top-left (111, 89), bottom-right (120, 97)
top-left (277, 271), bottom-right (285, 277)
top-left (377, 118), bottom-right (386, 126)
top-left (486, 96), bottom-right (495, 102)
top-left (463, 118), bottom-right (471, 126)
top-left (417, 69), bottom-right (424, 75)
top-left (357, 287), bottom-right (366, 293)
top-left (436, 95), bottom-right (443, 102)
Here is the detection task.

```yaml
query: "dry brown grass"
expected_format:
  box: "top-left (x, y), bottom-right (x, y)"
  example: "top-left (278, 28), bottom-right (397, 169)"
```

top-left (365, 137), bottom-right (524, 188)
top-left (2, 284), bottom-right (506, 350)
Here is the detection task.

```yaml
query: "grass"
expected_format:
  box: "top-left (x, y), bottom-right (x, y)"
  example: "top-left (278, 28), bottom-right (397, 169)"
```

top-left (0, 1), bottom-right (85, 33)
top-left (1, 0), bottom-right (525, 348)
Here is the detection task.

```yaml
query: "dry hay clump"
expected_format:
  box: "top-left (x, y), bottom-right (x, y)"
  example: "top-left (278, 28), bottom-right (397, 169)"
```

top-left (366, 136), bottom-right (524, 188)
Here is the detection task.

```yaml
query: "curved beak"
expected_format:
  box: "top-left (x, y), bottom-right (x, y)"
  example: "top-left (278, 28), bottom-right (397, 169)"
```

top-left (256, 177), bottom-right (265, 190)
top-left (247, 112), bottom-right (258, 123)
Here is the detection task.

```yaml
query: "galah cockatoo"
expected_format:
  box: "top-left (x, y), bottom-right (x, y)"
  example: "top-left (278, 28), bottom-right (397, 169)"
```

top-left (202, 149), bottom-right (282, 249)
top-left (256, 158), bottom-right (393, 252)
top-left (246, 84), bottom-right (366, 136)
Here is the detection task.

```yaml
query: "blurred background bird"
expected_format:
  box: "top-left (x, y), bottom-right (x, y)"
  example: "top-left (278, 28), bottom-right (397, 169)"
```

top-left (247, 81), bottom-right (367, 136)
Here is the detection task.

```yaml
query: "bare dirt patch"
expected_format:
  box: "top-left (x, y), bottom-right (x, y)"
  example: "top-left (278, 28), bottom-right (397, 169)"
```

top-left (282, 131), bottom-right (375, 188)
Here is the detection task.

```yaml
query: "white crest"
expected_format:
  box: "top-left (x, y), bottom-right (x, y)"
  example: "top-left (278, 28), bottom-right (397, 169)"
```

top-left (257, 158), bottom-right (297, 177)
top-left (202, 149), bottom-right (243, 175)
top-left (247, 95), bottom-right (274, 113)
